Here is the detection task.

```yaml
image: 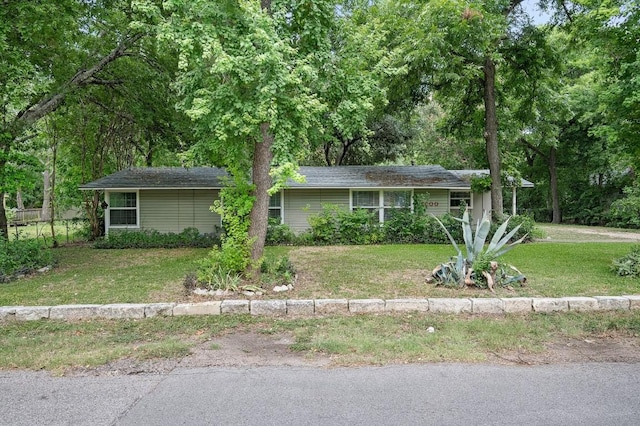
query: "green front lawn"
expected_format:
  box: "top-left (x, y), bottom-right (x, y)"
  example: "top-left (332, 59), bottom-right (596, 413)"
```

top-left (0, 247), bottom-right (209, 306)
top-left (0, 242), bottom-right (638, 306)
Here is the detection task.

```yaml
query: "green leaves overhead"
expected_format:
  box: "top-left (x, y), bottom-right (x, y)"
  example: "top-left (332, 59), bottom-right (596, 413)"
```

top-left (150, 0), bottom-right (332, 169)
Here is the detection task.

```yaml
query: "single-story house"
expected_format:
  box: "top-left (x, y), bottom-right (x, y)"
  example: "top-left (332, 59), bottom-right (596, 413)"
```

top-left (79, 166), bottom-right (533, 236)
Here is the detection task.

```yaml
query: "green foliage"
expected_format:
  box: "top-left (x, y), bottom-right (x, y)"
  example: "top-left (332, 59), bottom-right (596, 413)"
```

top-left (304, 200), bottom-right (469, 246)
top-left (470, 175), bottom-right (492, 194)
top-left (490, 214), bottom-right (541, 243)
top-left (306, 204), bottom-right (383, 245)
top-left (266, 218), bottom-right (297, 246)
top-left (611, 245), bottom-right (640, 278)
top-left (93, 228), bottom-right (219, 249)
top-left (431, 208), bottom-right (527, 290)
top-left (608, 185), bottom-right (640, 229)
top-left (6, 208), bottom-right (15, 224)
top-left (337, 208), bottom-right (383, 245)
top-left (205, 175), bottom-right (255, 275)
top-left (306, 204), bottom-right (341, 245)
top-left (0, 239), bottom-right (53, 282)
top-left (196, 263), bottom-right (243, 292)
top-left (260, 255), bottom-right (296, 286)
top-left (383, 212), bottom-right (460, 245)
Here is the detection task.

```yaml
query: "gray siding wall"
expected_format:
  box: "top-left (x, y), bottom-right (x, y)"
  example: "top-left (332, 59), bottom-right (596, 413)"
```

top-left (472, 192), bottom-right (491, 221)
top-left (415, 189), bottom-right (449, 216)
top-left (283, 189), bottom-right (349, 233)
top-left (139, 189), bottom-right (220, 234)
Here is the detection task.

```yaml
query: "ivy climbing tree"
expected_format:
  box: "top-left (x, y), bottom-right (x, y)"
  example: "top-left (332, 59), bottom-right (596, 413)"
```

top-left (142, 0), bottom-right (333, 275)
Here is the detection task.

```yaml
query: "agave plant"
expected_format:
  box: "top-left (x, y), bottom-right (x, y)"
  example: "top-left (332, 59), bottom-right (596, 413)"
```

top-left (431, 208), bottom-right (527, 291)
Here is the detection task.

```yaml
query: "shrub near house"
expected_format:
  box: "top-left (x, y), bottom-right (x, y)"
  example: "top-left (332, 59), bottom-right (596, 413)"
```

top-left (266, 202), bottom-right (537, 246)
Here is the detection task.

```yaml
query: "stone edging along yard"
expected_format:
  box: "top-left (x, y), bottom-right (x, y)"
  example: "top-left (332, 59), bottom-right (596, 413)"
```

top-left (2, 295), bottom-right (640, 321)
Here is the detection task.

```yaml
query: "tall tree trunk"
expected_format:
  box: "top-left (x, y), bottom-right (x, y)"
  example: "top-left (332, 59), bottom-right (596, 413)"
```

top-left (16, 190), bottom-right (24, 209)
top-left (245, 0), bottom-right (275, 276)
top-left (0, 140), bottom-right (9, 240)
top-left (42, 170), bottom-right (51, 222)
top-left (483, 57), bottom-right (504, 220)
top-left (248, 122), bottom-right (274, 272)
top-left (548, 146), bottom-right (561, 223)
top-left (0, 190), bottom-right (6, 241)
top-left (49, 143), bottom-right (58, 247)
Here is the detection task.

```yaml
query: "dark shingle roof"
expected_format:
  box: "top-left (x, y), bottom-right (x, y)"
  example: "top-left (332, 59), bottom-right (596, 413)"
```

top-left (79, 167), bottom-right (229, 190)
top-left (80, 165), bottom-right (471, 190)
top-left (293, 166), bottom-right (468, 188)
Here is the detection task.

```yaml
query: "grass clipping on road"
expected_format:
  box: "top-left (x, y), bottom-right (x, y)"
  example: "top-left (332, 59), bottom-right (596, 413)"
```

top-left (1, 311), bottom-right (639, 372)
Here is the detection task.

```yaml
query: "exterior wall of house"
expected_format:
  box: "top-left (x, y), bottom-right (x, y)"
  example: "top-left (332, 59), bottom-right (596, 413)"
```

top-left (415, 189), bottom-right (449, 216)
top-left (282, 188), bottom-right (463, 233)
top-left (472, 191), bottom-right (492, 220)
top-left (106, 187), bottom-right (489, 236)
top-left (138, 189), bottom-right (220, 234)
top-left (283, 189), bottom-right (350, 233)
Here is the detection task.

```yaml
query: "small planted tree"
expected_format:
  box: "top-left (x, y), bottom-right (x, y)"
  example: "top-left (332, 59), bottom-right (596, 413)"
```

top-left (430, 208), bottom-right (527, 291)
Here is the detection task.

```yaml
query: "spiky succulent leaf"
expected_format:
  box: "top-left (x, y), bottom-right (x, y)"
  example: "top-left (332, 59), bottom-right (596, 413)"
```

top-left (432, 214), bottom-right (462, 257)
top-left (490, 234), bottom-right (528, 258)
top-left (460, 209), bottom-right (475, 261)
top-left (455, 254), bottom-right (466, 287)
top-left (488, 223), bottom-right (523, 254)
top-left (472, 212), bottom-right (492, 257)
top-left (487, 217), bottom-right (511, 251)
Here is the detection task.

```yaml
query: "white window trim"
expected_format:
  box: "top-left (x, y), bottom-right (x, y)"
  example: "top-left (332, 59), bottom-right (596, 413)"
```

top-left (349, 189), bottom-right (414, 223)
top-left (448, 190), bottom-right (473, 212)
top-left (269, 190), bottom-right (284, 224)
top-left (105, 190), bottom-right (140, 234)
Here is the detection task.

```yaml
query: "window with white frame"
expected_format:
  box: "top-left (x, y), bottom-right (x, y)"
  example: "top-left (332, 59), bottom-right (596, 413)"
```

top-left (351, 190), bottom-right (412, 222)
top-left (108, 192), bottom-right (138, 226)
top-left (268, 191), bottom-right (283, 222)
top-left (449, 191), bottom-right (472, 212)
top-left (352, 191), bottom-right (379, 216)
top-left (383, 190), bottom-right (412, 220)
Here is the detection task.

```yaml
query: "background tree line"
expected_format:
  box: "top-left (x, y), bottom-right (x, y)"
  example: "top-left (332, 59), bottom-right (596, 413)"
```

top-left (1, 0), bottom-right (638, 271)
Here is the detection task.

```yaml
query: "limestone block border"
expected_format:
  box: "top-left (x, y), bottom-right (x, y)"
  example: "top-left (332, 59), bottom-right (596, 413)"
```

top-left (1, 295), bottom-right (638, 321)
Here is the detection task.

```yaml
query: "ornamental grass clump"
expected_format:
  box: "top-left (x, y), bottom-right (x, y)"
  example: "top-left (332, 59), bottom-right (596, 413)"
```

top-left (430, 208), bottom-right (527, 291)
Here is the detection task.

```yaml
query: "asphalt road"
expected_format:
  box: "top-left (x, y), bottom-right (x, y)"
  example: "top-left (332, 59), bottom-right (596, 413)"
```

top-left (1, 363), bottom-right (639, 426)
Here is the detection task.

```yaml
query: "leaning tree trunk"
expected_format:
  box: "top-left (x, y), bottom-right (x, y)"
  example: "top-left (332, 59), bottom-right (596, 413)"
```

top-left (247, 122), bottom-right (274, 274)
top-left (483, 57), bottom-right (504, 220)
top-left (548, 146), bottom-right (561, 223)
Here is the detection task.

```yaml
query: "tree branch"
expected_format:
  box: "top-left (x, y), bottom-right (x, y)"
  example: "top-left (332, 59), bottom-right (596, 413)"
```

top-left (13, 134), bottom-right (38, 145)
top-left (519, 137), bottom-right (547, 159)
top-left (15, 33), bottom-right (144, 130)
top-left (505, 0), bottom-right (525, 17)
top-left (87, 98), bottom-right (136, 122)
top-left (559, 0), bottom-right (574, 23)
top-left (85, 78), bottom-right (125, 86)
